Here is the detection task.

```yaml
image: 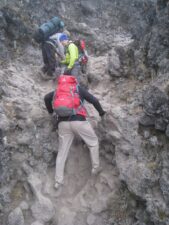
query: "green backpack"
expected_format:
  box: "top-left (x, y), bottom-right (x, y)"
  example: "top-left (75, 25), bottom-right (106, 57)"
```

top-left (34, 17), bottom-right (64, 43)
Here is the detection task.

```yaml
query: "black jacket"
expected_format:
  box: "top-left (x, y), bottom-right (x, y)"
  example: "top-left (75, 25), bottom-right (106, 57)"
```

top-left (44, 86), bottom-right (105, 122)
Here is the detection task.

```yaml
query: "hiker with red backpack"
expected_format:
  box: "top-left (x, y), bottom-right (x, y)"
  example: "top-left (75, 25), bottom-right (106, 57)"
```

top-left (44, 74), bottom-right (105, 190)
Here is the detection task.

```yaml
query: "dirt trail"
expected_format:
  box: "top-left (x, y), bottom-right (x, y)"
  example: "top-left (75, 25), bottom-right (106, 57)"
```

top-left (32, 71), bottom-right (134, 225)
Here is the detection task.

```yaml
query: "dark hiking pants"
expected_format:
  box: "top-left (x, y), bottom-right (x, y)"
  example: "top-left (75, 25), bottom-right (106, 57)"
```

top-left (42, 41), bottom-right (58, 76)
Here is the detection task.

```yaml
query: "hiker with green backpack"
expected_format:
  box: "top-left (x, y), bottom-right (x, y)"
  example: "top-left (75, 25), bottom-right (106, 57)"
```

top-left (34, 17), bottom-right (68, 77)
top-left (41, 31), bottom-right (70, 77)
top-left (44, 73), bottom-right (106, 190)
top-left (34, 17), bottom-right (89, 79)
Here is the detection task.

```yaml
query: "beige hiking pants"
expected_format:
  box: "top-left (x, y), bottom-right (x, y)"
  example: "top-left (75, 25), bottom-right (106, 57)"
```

top-left (55, 120), bottom-right (99, 184)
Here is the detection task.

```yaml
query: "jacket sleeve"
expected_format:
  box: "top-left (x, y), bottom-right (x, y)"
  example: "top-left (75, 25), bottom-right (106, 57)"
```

top-left (79, 86), bottom-right (105, 116)
top-left (56, 40), bottom-right (65, 59)
top-left (67, 43), bottom-right (78, 69)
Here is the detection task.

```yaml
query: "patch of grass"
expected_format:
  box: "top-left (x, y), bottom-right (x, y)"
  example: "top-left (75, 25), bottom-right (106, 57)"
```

top-left (147, 162), bottom-right (158, 171)
top-left (10, 182), bottom-right (25, 204)
top-left (158, 209), bottom-right (167, 220)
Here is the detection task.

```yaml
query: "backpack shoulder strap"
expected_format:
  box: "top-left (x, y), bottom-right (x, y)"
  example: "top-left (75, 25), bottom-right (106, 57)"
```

top-left (75, 84), bottom-right (84, 105)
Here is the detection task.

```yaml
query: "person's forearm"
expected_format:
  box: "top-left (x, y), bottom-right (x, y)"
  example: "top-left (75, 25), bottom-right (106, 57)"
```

top-left (92, 99), bottom-right (105, 115)
top-left (79, 87), bottom-right (105, 115)
top-left (68, 58), bottom-right (76, 69)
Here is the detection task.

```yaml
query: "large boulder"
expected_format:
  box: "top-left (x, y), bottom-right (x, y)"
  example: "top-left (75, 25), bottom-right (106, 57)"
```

top-left (143, 86), bottom-right (168, 115)
top-left (107, 46), bottom-right (135, 78)
top-left (139, 85), bottom-right (169, 133)
top-left (8, 207), bottom-right (24, 225)
top-left (28, 173), bottom-right (55, 223)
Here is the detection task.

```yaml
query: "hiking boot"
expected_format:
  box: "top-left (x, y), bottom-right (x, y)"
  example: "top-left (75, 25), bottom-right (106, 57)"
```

top-left (46, 70), bottom-right (54, 77)
top-left (41, 72), bottom-right (55, 81)
top-left (54, 182), bottom-right (62, 190)
top-left (91, 166), bottom-right (102, 175)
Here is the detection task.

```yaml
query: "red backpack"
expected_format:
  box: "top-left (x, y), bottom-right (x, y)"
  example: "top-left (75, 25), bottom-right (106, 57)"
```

top-left (52, 75), bottom-right (87, 117)
top-left (74, 39), bottom-right (88, 65)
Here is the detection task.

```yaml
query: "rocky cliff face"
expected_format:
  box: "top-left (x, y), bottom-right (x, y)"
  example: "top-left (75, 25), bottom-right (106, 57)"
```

top-left (1, 0), bottom-right (169, 225)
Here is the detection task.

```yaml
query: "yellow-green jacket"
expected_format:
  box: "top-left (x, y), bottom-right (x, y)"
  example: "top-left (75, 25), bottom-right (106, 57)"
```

top-left (61, 42), bottom-right (79, 69)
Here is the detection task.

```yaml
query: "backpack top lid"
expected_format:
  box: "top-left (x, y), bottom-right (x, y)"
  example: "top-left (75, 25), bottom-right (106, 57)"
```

top-left (58, 75), bottom-right (78, 85)
top-left (80, 40), bottom-right (86, 50)
top-left (59, 21), bottom-right (64, 28)
top-left (74, 39), bottom-right (86, 51)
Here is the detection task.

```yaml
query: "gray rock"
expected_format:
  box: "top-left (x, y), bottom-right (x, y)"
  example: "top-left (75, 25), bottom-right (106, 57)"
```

top-left (107, 49), bottom-right (121, 77)
top-left (2, 7), bottom-right (29, 41)
top-left (0, 113), bottom-right (10, 131)
top-left (91, 198), bottom-right (108, 213)
top-left (57, 207), bottom-right (76, 225)
top-left (0, 202), bottom-right (3, 213)
top-left (139, 114), bottom-right (155, 126)
top-left (80, 1), bottom-right (95, 15)
top-left (87, 214), bottom-right (96, 225)
top-left (149, 136), bottom-right (158, 147)
top-left (143, 86), bottom-right (168, 115)
top-left (160, 169), bottom-right (169, 205)
top-left (16, 133), bottom-right (33, 146)
top-left (31, 221), bottom-right (43, 225)
top-left (155, 117), bottom-right (167, 131)
top-left (143, 131), bottom-right (150, 139)
top-left (19, 201), bottom-right (29, 210)
top-left (108, 46), bottom-right (135, 78)
top-left (0, 11), bottom-right (7, 60)
top-left (165, 124), bottom-right (169, 137)
top-left (0, 11), bottom-right (7, 29)
top-left (28, 173), bottom-right (54, 223)
top-left (8, 207), bottom-right (24, 225)
top-left (140, 85), bottom-right (169, 135)
top-left (87, 55), bottom-right (108, 85)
